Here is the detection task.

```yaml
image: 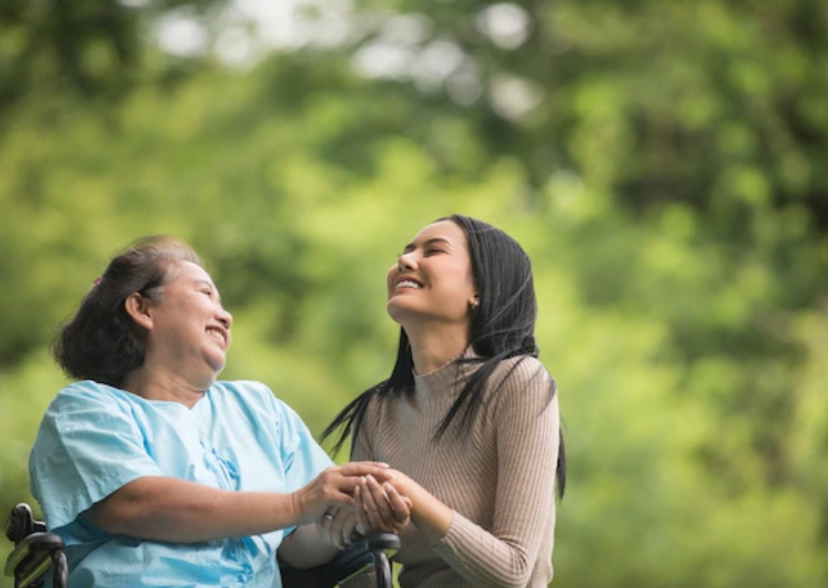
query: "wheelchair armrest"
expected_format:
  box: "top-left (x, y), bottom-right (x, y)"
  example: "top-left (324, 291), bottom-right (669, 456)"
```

top-left (4, 531), bottom-right (67, 588)
top-left (279, 532), bottom-right (400, 588)
top-left (5, 504), bottom-right (46, 544)
top-left (5, 504), bottom-right (68, 588)
top-left (328, 533), bottom-right (400, 588)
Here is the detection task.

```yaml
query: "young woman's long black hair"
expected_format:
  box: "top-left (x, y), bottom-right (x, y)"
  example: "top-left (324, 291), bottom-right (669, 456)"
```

top-left (323, 214), bottom-right (566, 499)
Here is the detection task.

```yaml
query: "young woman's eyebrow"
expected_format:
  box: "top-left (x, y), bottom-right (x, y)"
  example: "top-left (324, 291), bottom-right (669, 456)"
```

top-left (424, 238), bottom-right (451, 248)
top-left (403, 237), bottom-right (452, 252)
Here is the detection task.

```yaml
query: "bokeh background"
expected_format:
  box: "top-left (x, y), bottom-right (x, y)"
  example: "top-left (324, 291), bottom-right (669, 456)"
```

top-left (2, 0), bottom-right (827, 586)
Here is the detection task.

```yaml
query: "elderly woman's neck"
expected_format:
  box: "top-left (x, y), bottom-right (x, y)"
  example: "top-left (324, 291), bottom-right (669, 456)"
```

top-left (121, 366), bottom-right (212, 408)
top-left (405, 324), bottom-right (470, 376)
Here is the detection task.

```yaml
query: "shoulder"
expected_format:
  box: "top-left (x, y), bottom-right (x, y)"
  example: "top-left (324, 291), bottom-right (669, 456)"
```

top-left (363, 385), bottom-right (386, 412)
top-left (491, 355), bottom-right (554, 392)
top-left (36, 381), bottom-right (142, 441)
top-left (211, 380), bottom-right (299, 420)
top-left (360, 384), bottom-right (396, 429)
top-left (487, 355), bottom-right (557, 412)
top-left (211, 379), bottom-right (275, 402)
top-left (48, 380), bottom-right (130, 414)
top-left (56, 379), bottom-right (113, 399)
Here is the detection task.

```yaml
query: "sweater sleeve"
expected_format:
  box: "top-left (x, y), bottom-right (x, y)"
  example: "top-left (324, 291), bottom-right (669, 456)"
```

top-left (432, 358), bottom-right (560, 588)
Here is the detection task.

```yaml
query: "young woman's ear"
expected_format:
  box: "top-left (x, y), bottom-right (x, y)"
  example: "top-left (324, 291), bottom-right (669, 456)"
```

top-left (124, 293), bottom-right (154, 331)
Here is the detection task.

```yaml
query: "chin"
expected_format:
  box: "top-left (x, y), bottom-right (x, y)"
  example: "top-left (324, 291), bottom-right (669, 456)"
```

top-left (386, 299), bottom-right (411, 324)
top-left (206, 357), bottom-right (226, 376)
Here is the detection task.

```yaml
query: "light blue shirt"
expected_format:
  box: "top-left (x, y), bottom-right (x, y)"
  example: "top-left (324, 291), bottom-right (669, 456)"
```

top-left (29, 380), bottom-right (334, 588)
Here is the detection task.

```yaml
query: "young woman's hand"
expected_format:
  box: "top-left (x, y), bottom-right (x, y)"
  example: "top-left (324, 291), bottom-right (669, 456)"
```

top-left (382, 469), bottom-right (454, 542)
top-left (354, 474), bottom-right (412, 534)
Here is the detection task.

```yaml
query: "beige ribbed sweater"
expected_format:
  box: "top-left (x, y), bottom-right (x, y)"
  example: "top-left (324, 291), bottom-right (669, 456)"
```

top-left (352, 353), bottom-right (561, 588)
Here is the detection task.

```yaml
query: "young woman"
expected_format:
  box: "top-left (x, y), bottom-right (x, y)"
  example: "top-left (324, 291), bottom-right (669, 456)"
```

top-left (29, 235), bottom-right (391, 588)
top-left (324, 215), bottom-right (566, 587)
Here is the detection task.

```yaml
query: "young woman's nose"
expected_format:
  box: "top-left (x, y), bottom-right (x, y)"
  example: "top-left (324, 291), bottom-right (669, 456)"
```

top-left (397, 251), bottom-right (417, 271)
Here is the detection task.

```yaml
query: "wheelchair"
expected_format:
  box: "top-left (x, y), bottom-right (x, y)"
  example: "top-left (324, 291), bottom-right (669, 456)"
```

top-left (5, 503), bottom-right (398, 588)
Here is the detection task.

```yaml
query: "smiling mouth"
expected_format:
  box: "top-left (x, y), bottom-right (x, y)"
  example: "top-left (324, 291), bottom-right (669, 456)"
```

top-left (206, 328), bottom-right (226, 345)
top-left (396, 280), bottom-right (422, 290)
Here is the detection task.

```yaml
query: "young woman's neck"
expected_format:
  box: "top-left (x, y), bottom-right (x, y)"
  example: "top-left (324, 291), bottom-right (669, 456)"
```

top-left (404, 322), bottom-right (470, 376)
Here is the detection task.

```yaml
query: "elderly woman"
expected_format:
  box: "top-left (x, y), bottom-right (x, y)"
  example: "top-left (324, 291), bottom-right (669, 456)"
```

top-left (29, 235), bottom-right (391, 588)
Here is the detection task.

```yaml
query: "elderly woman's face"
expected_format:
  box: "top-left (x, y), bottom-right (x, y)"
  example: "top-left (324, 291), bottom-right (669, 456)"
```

top-left (144, 261), bottom-right (233, 376)
top-left (386, 220), bottom-right (477, 328)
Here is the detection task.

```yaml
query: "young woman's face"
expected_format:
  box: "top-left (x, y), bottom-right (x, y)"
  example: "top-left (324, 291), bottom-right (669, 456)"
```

top-left (386, 220), bottom-right (477, 328)
top-left (144, 261), bottom-right (233, 376)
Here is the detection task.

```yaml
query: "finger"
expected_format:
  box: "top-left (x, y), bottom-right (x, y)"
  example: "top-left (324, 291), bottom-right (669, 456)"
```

top-left (384, 483), bottom-right (411, 523)
top-left (323, 468), bottom-right (364, 500)
top-left (323, 508), bottom-right (344, 549)
top-left (328, 509), bottom-right (343, 534)
top-left (329, 491), bottom-right (355, 511)
top-left (337, 462), bottom-right (393, 482)
top-left (363, 476), bottom-right (396, 531)
top-left (354, 485), bottom-right (371, 535)
top-left (332, 476), bottom-right (360, 497)
top-left (337, 461), bottom-right (389, 474)
top-left (324, 471), bottom-right (372, 500)
top-left (360, 477), bottom-right (382, 529)
top-left (330, 509), bottom-right (353, 548)
top-left (315, 513), bottom-right (336, 548)
top-left (365, 475), bottom-right (396, 528)
top-left (339, 523), bottom-right (352, 548)
top-left (360, 477), bottom-right (386, 530)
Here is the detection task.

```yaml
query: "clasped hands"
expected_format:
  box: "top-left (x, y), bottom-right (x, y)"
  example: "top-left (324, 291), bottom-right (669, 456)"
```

top-left (313, 466), bottom-right (412, 549)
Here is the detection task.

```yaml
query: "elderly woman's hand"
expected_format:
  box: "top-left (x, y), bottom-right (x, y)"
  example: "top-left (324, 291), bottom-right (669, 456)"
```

top-left (316, 507), bottom-right (360, 549)
top-left (292, 462), bottom-right (392, 525)
top-left (354, 474), bottom-right (412, 535)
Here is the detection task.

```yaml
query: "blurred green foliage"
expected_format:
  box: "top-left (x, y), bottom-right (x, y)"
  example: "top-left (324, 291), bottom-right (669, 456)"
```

top-left (1, 0), bottom-right (827, 586)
